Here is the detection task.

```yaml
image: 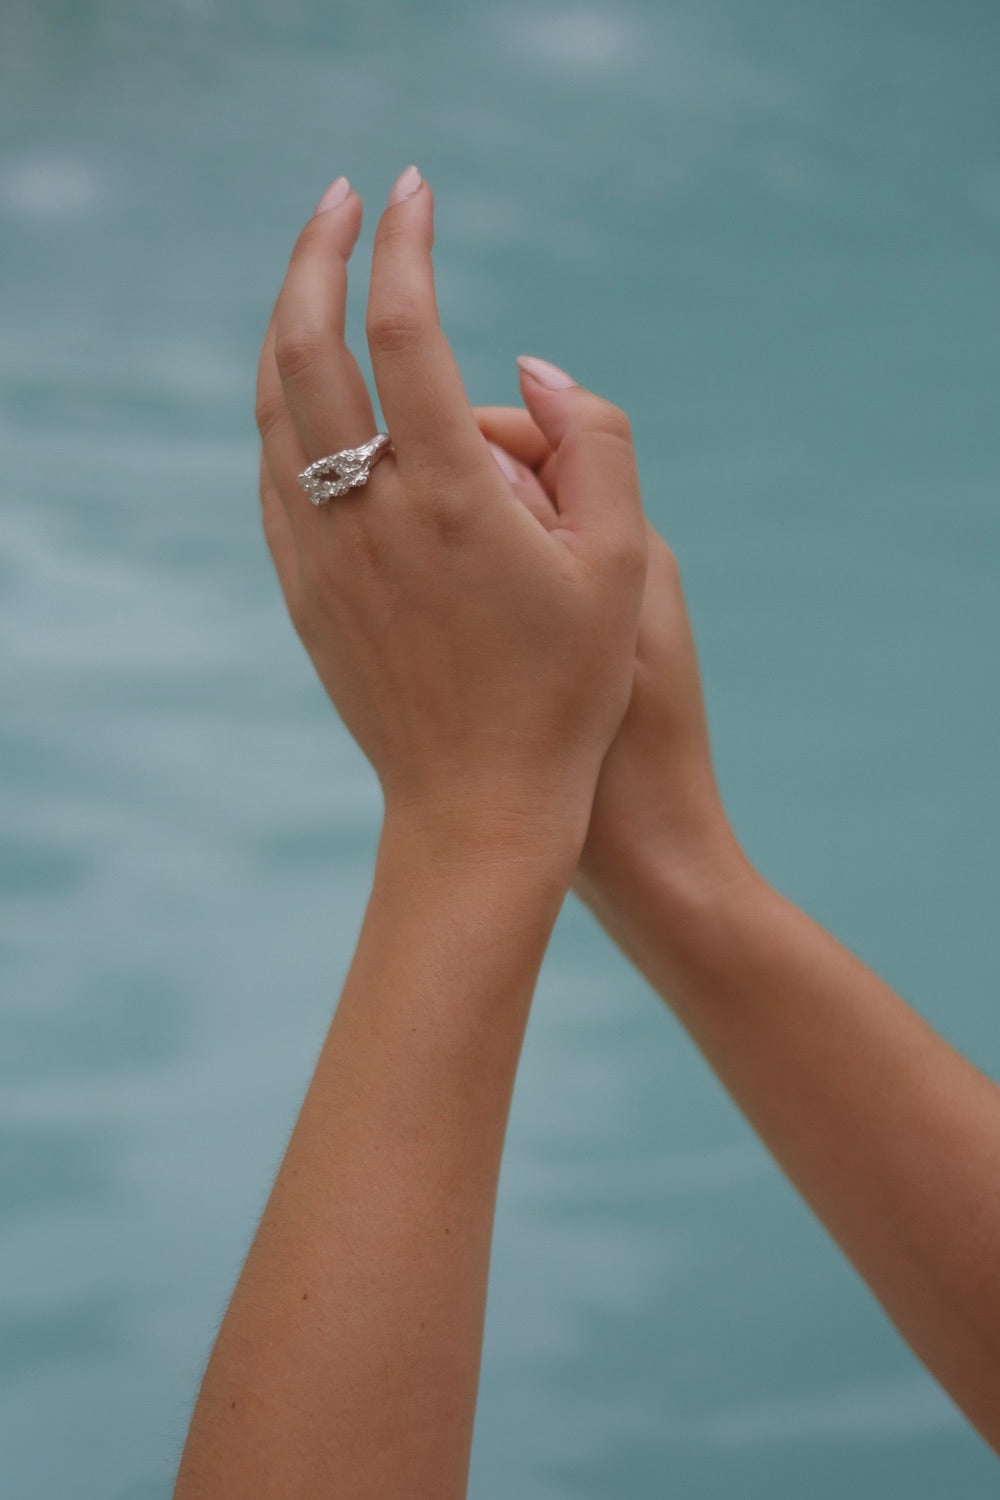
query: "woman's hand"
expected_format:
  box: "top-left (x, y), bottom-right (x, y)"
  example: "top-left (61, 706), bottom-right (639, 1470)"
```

top-left (255, 169), bottom-right (647, 870)
top-left (477, 420), bottom-right (1000, 1464)
top-left (475, 407), bottom-right (747, 901)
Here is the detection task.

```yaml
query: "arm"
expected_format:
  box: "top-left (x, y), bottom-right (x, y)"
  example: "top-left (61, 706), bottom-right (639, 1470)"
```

top-left (174, 170), bottom-right (647, 1498)
top-left (580, 833), bottom-right (1000, 1450)
top-left (477, 411), bottom-right (1000, 1452)
top-left (175, 823), bottom-right (571, 1499)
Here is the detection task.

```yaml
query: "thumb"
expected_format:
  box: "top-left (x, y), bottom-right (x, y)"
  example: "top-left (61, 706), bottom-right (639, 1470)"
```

top-left (516, 356), bottom-right (644, 553)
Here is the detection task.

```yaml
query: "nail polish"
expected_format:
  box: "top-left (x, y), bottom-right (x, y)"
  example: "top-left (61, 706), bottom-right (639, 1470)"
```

top-left (516, 355), bottom-right (577, 390)
top-left (314, 176), bottom-right (351, 215)
top-left (388, 164), bottom-right (423, 206)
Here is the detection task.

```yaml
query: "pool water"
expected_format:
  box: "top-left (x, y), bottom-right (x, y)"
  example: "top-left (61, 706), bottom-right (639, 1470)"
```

top-left (2, 2), bottom-right (999, 1495)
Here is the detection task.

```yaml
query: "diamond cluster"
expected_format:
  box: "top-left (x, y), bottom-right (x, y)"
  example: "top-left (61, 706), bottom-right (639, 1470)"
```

top-left (297, 434), bottom-right (392, 505)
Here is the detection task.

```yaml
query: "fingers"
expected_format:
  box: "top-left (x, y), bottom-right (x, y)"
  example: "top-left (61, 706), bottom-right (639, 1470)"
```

top-left (516, 356), bottom-right (645, 558)
top-left (486, 441), bottom-right (557, 531)
top-left (366, 167), bottom-right (487, 481)
top-left (474, 406), bottom-right (557, 496)
top-left (272, 179), bottom-right (377, 460)
top-left (260, 169), bottom-right (640, 595)
top-left (475, 407), bottom-right (550, 469)
top-left (256, 310), bottom-right (311, 484)
top-left (255, 310), bottom-right (316, 537)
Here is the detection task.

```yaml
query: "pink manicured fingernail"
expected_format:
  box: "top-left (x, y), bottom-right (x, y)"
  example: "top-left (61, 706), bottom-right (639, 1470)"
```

top-left (314, 176), bottom-right (351, 215)
top-left (488, 441), bottom-right (522, 484)
top-left (388, 164), bottom-right (423, 205)
top-left (516, 354), bottom-right (577, 390)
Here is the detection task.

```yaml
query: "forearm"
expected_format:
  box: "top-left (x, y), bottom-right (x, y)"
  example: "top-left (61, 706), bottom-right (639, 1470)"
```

top-left (175, 818), bottom-right (573, 1500)
top-left (579, 836), bottom-right (1000, 1448)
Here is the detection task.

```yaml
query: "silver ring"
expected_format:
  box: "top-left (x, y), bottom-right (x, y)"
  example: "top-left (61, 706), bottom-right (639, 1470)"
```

top-left (296, 433), bottom-right (393, 505)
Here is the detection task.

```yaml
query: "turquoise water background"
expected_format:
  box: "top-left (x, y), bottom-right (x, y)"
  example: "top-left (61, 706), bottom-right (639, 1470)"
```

top-left (2, 2), bottom-right (999, 1495)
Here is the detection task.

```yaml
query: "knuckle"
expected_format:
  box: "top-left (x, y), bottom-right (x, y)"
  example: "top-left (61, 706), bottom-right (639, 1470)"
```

top-left (366, 304), bottom-right (426, 356)
top-left (589, 399), bottom-right (633, 443)
top-left (608, 531), bottom-right (647, 583)
top-left (254, 391), bottom-right (285, 442)
top-left (563, 424), bottom-right (637, 488)
top-left (421, 493), bottom-right (467, 544)
top-left (273, 323), bottom-right (325, 383)
top-left (659, 540), bottom-right (681, 583)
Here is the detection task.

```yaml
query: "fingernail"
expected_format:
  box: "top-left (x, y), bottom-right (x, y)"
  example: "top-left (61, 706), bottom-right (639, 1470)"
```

top-left (388, 164), bottom-right (423, 206)
top-left (488, 441), bottom-right (522, 484)
top-left (313, 176), bottom-right (351, 215)
top-left (517, 354), bottom-right (577, 390)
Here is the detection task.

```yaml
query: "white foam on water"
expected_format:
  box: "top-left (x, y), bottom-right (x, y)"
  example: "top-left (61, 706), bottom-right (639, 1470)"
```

top-left (503, 5), bottom-right (638, 71)
top-left (0, 151), bottom-right (111, 221)
top-left (446, 189), bottom-right (533, 248)
top-left (699, 1371), bottom-right (963, 1446)
top-left (138, 336), bottom-right (249, 403)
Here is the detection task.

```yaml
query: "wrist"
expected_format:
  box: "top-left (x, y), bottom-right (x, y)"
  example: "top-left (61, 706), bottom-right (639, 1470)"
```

top-left (575, 803), bottom-right (764, 973)
top-left (579, 766), bottom-right (742, 895)
top-left (376, 797), bottom-right (583, 928)
top-left (379, 778), bottom-right (592, 891)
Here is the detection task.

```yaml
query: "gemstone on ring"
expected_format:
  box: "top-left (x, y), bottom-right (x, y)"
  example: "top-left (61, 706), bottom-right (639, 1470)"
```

top-left (296, 433), bottom-right (393, 504)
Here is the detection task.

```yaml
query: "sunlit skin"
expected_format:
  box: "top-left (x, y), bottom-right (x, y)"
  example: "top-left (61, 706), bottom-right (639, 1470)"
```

top-left (173, 170), bottom-right (1000, 1497)
top-left (476, 408), bottom-right (1000, 1455)
top-left (173, 167), bottom-right (646, 1500)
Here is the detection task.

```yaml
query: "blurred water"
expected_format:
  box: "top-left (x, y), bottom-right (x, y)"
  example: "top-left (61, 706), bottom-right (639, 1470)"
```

top-left (2, 2), bottom-right (999, 1495)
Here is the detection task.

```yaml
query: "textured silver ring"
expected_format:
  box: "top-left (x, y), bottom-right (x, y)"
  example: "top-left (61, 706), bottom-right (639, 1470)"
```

top-left (296, 433), bottom-right (393, 505)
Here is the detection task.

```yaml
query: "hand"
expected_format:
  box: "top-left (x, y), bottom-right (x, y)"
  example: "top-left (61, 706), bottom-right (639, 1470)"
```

top-left (475, 407), bottom-right (747, 897)
top-left (255, 170), bottom-right (647, 868)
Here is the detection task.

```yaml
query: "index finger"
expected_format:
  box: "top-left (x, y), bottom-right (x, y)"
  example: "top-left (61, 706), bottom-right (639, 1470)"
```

top-left (473, 406), bottom-right (557, 494)
top-left (365, 167), bottom-right (486, 479)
